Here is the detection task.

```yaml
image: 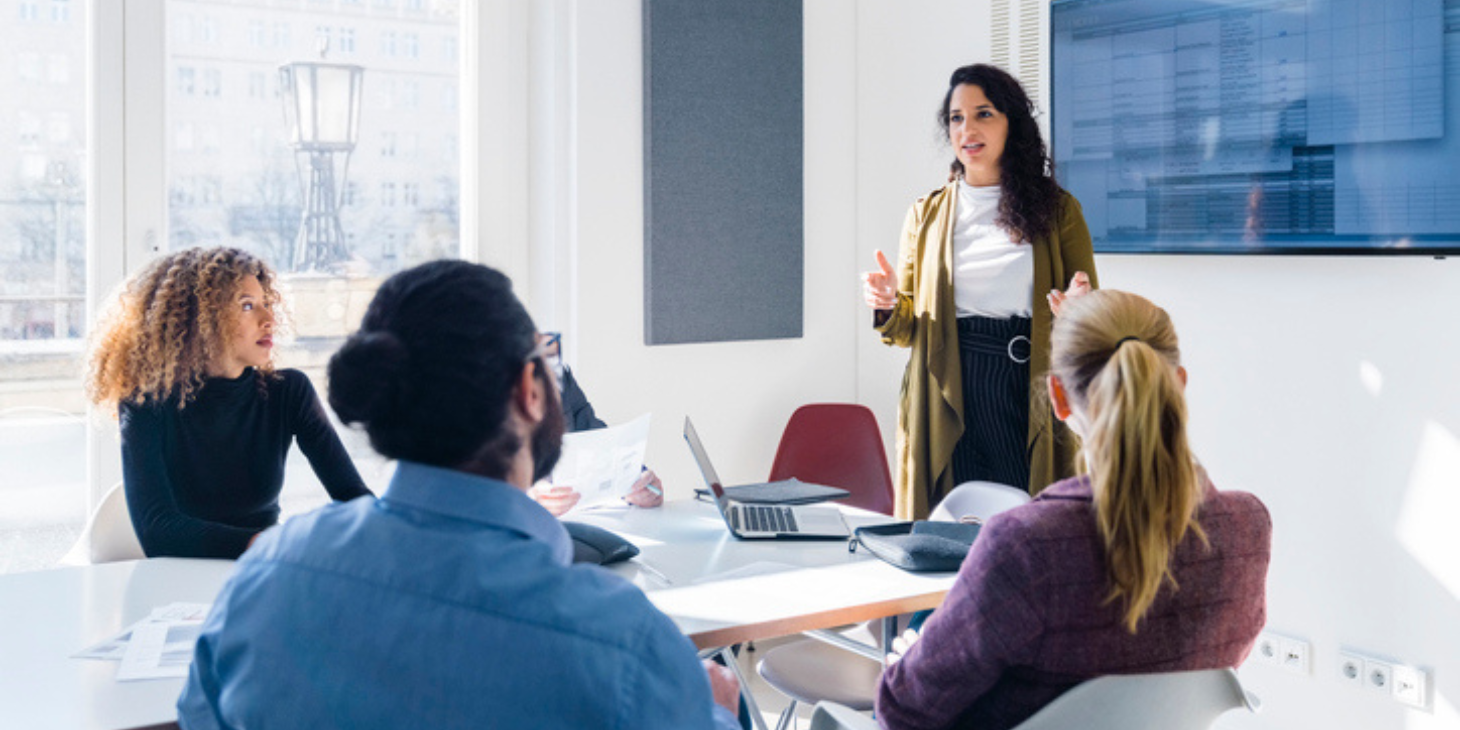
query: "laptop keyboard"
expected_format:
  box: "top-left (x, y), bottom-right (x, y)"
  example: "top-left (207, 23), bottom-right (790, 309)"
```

top-left (742, 504), bottom-right (798, 534)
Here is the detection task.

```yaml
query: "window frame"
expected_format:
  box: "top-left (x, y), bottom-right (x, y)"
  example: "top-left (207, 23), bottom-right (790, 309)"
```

top-left (79, 0), bottom-right (529, 509)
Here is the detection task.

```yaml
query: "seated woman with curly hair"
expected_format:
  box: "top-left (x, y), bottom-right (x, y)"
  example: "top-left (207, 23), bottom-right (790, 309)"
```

top-left (87, 247), bottom-right (373, 559)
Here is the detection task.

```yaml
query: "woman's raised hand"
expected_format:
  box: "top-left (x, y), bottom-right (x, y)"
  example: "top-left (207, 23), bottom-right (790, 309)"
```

top-left (1046, 271), bottom-right (1091, 317)
top-left (862, 250), bottom-right (898, 311)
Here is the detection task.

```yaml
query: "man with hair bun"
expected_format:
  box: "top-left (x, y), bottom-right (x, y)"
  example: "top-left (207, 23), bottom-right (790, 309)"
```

top-left (177, 260), bottom-right (742, 730)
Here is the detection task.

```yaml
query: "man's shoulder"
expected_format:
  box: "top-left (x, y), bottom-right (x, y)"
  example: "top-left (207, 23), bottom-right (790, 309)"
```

top-left (552, 563), bottom-right (680, 639)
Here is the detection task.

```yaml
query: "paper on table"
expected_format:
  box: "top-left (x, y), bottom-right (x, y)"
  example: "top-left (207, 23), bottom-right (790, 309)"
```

top-left (115, 620), bottom-right (202, 681)
top-left (73, 618), bottom-right (146, 661)
top-left (150, 602), bottom-right (210, 622)
top-left (552, 413), bottom-right (652, 513)
top-left (74, 602), bottom-right (212, 662)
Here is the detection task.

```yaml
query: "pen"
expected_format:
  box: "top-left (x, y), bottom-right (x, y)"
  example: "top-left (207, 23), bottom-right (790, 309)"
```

top-left (641, 465), bottom-right (663, 496)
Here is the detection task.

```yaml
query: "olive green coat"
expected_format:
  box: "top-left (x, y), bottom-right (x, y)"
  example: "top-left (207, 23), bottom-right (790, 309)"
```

top-left (875, 183), bottom-right (1098, 519)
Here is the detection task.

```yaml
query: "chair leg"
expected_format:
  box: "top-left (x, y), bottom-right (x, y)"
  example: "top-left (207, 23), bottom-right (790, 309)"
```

top-left (774, 700), bottom-right (798, 730)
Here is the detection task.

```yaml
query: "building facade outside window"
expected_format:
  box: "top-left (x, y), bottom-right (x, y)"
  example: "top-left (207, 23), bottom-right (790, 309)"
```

top-left (0, 0), bottom-right (465, 574)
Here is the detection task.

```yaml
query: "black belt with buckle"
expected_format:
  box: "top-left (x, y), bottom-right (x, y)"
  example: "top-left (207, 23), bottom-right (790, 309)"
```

top-left (957, 316), bottom-right (1032, 364)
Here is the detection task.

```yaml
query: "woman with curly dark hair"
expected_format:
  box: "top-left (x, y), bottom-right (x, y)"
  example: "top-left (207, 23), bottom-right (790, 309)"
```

top-left (87, 247), bottom-right (372, 558)
top-left (862, 64), bottom-right (1098, 518)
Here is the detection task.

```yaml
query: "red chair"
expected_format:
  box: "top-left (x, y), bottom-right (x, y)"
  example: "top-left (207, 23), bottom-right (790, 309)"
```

top-left (757, 404), bottom-right (895, 729)
top-left (768, 404), bottom-right (894, 516)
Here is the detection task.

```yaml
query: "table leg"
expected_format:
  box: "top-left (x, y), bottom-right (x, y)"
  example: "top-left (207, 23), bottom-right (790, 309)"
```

top-left (880, 615), bottom-right (899, 667)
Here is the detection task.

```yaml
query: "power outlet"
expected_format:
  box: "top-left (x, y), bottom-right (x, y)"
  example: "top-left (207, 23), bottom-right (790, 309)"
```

top-left (1392, 665), bottom-right (1428, 709)
top-left (1338, 652), bottom-right (1365, 687)
top-left (1254, 632), bottom-right (1282, 666)
top-left (1365, 660), bottom-right (1393, 694)
top-left (1280, 637), bottom-right (1311, 675)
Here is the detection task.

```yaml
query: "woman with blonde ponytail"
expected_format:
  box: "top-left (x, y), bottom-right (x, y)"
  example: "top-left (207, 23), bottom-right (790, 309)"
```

top-left (877, 289), bottom-right (1271, 730)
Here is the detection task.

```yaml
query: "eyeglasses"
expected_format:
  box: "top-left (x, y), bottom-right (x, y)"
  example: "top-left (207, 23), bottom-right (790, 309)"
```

top-left (528, 332), bottom-right (566, 384)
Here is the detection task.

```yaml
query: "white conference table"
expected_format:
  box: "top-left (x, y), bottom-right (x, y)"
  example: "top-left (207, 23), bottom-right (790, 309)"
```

top-left (579, 498), bottom-right (955, 649)
top-left (0, 558), bottom-right (232, 730)
top-left (0, 499), bottom-right (956, 730)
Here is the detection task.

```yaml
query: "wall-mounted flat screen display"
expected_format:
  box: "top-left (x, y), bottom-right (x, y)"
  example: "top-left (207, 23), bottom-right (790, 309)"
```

top-left (1051, 0), bottom-right (1459, 254)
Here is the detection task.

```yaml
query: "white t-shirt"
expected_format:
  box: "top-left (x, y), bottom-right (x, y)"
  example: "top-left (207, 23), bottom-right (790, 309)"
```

top-left (952, 182), bottom-right (1033, 318)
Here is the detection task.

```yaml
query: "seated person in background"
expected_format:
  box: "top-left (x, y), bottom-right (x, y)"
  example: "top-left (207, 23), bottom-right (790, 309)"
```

top-left (177, 260), bottom-right (740, 730)
top-left (86, 247), bottom-right (372, 559)
top-left (876, 289), bottom-right (1271, 730)
top-left (527, 331), bottom-right (664, 515)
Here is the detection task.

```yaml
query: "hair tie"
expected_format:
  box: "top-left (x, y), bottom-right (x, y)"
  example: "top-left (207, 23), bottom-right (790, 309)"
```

top-left (1116, 336), bottom-right (1142, 348)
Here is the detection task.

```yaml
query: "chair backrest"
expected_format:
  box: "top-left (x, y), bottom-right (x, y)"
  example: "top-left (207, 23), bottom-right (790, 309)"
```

top-left (85, 482), bottom-right (145, 563)
top-left (930, 480), bottom-right (1031, 523)
top-left (806, 668), bottom-right (1258, 730)
top-left (1013, 668), bottom-right (1259, 730)
top-left (769, 404), bottom-right (894, 516)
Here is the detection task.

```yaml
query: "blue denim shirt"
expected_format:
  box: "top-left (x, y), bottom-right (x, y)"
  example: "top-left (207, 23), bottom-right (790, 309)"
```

top-left (178, 461), bottom-right (738, 730)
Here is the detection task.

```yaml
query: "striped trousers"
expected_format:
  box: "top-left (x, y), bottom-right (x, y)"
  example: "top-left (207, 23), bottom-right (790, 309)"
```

top-left (949, 315), bottom-right (1032, 491)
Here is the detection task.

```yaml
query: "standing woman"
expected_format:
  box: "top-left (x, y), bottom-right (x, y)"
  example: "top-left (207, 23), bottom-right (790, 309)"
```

top-left (863, 64), bottom-right (1096, 519)
top-left (87, 247), bottom-right (372, 559)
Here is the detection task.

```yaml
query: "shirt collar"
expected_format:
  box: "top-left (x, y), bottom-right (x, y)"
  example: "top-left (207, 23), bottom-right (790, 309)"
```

top-left (382, 461), bottom-right (573, 565)
top-left (1036, 471), bottom-right (1218, 503)
top-left (1037, 475), bottom-right (1094, 502)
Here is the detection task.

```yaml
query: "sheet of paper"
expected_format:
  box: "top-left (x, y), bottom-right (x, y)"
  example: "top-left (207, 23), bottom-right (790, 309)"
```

top-left (551, 413), bottom-right (652, 513)
top-left (73, 618), bottom-right (147, 661)
top-left (75, 601), bottom-right (212, 682)
top-left (149, 602), bottom-right (210, 622)
top-left (115, 620), bottom-right (202, 681)
top-left (73, 602), bottom-right (212, 661)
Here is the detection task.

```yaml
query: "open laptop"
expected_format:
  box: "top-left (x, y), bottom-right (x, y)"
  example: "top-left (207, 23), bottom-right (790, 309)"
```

top-left (683, 417), bottom-right (850, 540)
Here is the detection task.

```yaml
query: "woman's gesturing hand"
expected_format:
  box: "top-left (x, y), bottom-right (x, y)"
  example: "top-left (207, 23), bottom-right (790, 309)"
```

top-left (862, 249), bottom-right (898, 310)
top-left (1046, 270), bottom-right (1091, 317)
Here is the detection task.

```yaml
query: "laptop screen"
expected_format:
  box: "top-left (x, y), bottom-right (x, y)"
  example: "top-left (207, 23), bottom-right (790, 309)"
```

top-left (682, 417), bottom-right (729, 507)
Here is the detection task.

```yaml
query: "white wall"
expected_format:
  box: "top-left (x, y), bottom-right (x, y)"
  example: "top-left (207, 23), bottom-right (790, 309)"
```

top-left (553, 0), bottom-right (864, 496)
top-left (538, 1), bottom-right (1460, 727)
top-left (1105, 255), bottom-right (1460, 729)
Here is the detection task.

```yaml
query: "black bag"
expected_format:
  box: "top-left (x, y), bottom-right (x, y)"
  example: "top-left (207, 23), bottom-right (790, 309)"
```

top-left (848, 521), bottom-right (981, 572)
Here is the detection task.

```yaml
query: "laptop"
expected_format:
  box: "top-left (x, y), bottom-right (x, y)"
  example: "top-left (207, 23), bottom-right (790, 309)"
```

top-left (683, 417), bottom-right (851, 540)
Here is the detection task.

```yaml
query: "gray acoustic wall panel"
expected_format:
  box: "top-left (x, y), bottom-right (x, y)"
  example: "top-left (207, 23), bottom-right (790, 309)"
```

top-left (643, 0), bottom-right (803, 345)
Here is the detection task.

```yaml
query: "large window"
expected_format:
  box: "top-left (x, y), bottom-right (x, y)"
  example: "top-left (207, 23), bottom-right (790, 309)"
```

top-left (0, 0), bottom-right (475, 573)
top-left (165, 0), bottom-right (462, 517)
top-left (0, 0), bottom-right (88, 573)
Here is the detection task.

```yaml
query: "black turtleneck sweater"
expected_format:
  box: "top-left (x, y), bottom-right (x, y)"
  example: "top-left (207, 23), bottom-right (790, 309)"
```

top-left (119, 368), bottom-right (372, 559)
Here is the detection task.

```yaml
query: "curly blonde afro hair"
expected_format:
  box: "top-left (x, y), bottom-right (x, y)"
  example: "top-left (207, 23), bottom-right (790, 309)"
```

top-left (87, 247), bottom-right (281, 410)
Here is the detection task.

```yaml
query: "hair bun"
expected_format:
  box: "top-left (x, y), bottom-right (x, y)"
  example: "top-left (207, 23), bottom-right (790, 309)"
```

top-left (327, 331), bottom-right (410, 425)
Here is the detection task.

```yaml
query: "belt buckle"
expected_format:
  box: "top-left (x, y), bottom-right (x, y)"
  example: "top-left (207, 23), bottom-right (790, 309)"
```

top-left (1007, 335), bottom-right (1031, 364)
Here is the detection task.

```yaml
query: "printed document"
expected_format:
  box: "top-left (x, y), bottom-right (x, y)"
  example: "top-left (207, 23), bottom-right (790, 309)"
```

top-left (552, 413), bottom-right (652, 513)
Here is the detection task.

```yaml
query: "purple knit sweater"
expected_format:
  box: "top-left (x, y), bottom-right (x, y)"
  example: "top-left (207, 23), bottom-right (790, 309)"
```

top-left (876, 475), bottom-right (1271, 730)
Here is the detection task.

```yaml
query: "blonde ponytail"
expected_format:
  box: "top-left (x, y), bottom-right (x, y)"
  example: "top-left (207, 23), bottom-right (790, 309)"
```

top-left (1049, 290), bottom-right (1204, 633)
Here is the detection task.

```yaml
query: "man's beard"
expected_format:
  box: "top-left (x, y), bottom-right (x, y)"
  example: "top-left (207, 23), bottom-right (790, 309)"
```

top-left (530, 381), bottom-right (567, 483)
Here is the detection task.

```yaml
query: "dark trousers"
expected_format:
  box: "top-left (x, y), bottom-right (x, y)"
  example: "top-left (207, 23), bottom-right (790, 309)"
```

top-left (949, 315), bottom-right (1032, 492)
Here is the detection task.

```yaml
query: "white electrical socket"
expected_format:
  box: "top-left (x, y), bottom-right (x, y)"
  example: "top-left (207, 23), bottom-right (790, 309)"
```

top-left (1254, 632), bottom-right (1282, 666)
top-left (1280, 637), bottom-right (1311, 675)
top-left (1365, 660), bottom-right (1393, 694)
top-left (1392, 665), bottom-right (1428, 709)
top-left (1338, 652), bottom-right (1365, 687)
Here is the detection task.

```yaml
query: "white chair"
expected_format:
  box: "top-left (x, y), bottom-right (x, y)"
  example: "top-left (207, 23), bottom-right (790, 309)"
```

top-left (930, 480), bottom-right (1031, 523)
top-left (807, 667), bottom-right (1261, 730)
top-left (756, 625), bottom-right (884, 730)
top-left (58, 482), bottom-right (144, 565)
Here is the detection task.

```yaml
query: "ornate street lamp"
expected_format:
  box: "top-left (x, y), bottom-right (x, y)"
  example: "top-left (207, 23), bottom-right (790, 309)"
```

top-left (278, 45), bottom-right (363, 272)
